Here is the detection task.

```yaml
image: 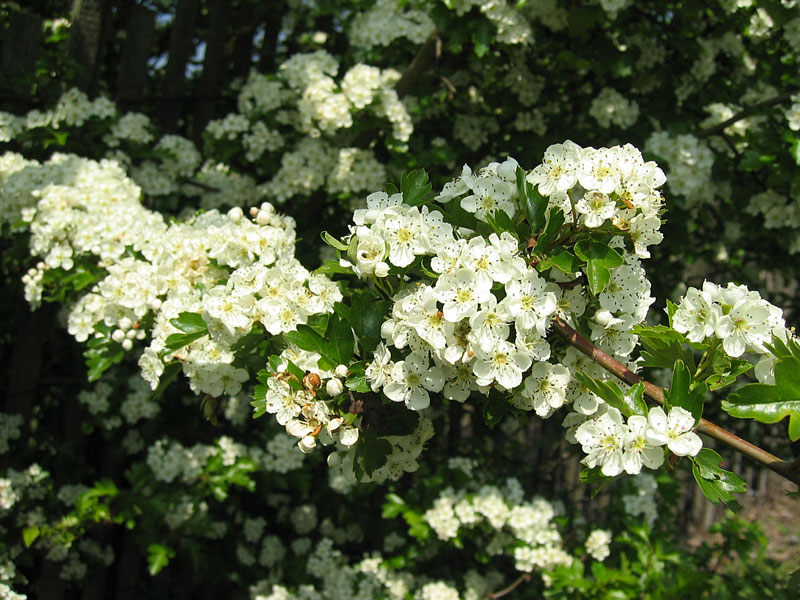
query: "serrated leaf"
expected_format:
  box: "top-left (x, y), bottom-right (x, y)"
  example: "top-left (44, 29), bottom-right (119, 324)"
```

top-left (536, 207), bottom-right (565, 252)
top-left (315, 259), bottom-right (354, 276)
top-left (576, 373), bottom-right (641, 417)
top-left (163, 330), bottom-right (208, 353)
top-left (691, 448), bottom-right (746, 512)
top-left (339, 292), bottom-right (391, 356)
top-left (361, 434), bottom-right (392, 477)
top-left (23, 527), bottom-right (40, 548)
top-left (516, 166), bottom-right (547, 234)
top-left (284, 315), bottom-right (354, 371)
top-left (147, 543), bottom-right (175, 576)
top-left (148, 361), bottom-right (181, 402)
top-left (169, 312), bottom-right (207, 335)
top-left (722, 356), bottom-right (800, 441)
top-left (401, 169), bottom-right (433, 206)
top-left (547, 250), bottom-right (582, 273)
top-left (664, 360), bottom-right (705, 422)
top-left (485, 209), bottom-right (518, 239)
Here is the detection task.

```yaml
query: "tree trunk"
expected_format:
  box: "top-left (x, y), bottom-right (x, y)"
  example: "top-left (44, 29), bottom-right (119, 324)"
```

top-left (67, 0), bottom-right (109, 95)
top-left (193, 0), bottom-right (231, 140)
top-left (116, 5), bottom-right (156, 108)
top-left (160, 0), bottom-right (201, 131)
top-left (0, 11), bottom-right (43, 106)
top-left (258, 3), bottom-right (286, 73)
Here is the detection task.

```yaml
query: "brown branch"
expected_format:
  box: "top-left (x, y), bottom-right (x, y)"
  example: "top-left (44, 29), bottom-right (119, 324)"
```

top-left (394, 30), bottom-right (440, 99)
top-left (696, 90), bottom-right (799, 139)
top-left (485, 573), bottom-right (531, 600)
top-left (552, 317), bottom-right (800, 486)
top-left (180, 177), bottom-right (221, 193)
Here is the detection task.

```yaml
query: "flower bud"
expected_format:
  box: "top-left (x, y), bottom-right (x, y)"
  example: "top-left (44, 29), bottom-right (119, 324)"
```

top-left (374, 261), bottom-right (390, 278)
top-left (326, 378), bottom-right (344, 397)
top-left (298, 435), bottom-right (316, 454)
top-left (121, 339), bottom-right (133, 351)
top-left (339, 427), bottom-right (359, 447)
top-left (112, 329), bottom-right (126, 343)
top-left (227, 206), bottom-right (244, 221)
top-left (334, 364), bottom-right (349, 379)
top-left (327, 452), bottom-right (342, 468)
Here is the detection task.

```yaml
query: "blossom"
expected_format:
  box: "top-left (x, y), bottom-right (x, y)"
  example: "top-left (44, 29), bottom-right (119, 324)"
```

top-left (645, 406), bottom-right (702, 457)
top-left (575, 407), bottom-right (628, 476)
top-left (384, 352), bottom-right (444, 410)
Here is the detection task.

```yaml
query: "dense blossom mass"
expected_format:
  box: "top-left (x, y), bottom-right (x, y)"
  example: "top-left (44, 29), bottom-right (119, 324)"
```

top-left (2, 1), bottom-right (800, 597)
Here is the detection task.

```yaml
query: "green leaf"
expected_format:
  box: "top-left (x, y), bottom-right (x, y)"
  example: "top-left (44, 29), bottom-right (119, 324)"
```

top-left (482, 390), bottom-right (510, 427)
top-left (584, 261), bottom-right (611, 296)
top-left (739, 149), bottom-right (776, 172)
top-left (358, 433), bottom-right (393, 477)
top-left (535, 207), bottom-right (565, 252)
top-left (169, 312), bottom-right (207, 334)
top-left (485, 209), bottom-right (518, 239)
top-left (284, 314), bottom-right (354, 370)
top-left (516, 166), bottom-right (547, 234)
top-left (575, 240), bottom-right (625, 296)
top-left (401, 169), bottom-right (433, 206)
top-left (440, 198), bottom-right (478, 229)
top-left (338, 291), bottom-right (391, 356)
top-left (471, 18), bottom-right (493, 57)
top-left (632, 324), bottom-right (696, 371)
top-left (547, 250), bottom-right (582, 274)
top-left (722, 356), bottom-right (800, 441)
top-left (664, 360), bottom-right (705, 422)
top-left (22, 527), bottom-right (40, 548)
top-left (576, 373), bottom-right (644, 417)
top-left (320, 230), bottom-right (349, 251)
top-left (315, 259), bottom-right (354, 276)
top-left (148, 362), bottom-right (182, 402)
top-left (84, 323), bottom-right (124, 382)
top-left (163, 330), bottom-right (208, 353)
top-left (574, 240), bottom-right (624, 268)
top-left (147, 543), bottom-right (175, 576)
top-left (691, 448), bottom-right (746, 512)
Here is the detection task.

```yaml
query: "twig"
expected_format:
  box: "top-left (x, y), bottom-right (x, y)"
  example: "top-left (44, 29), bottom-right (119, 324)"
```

top-left (696, 90), bottom-right (799, 139)
top-left (180, 177), bottom-right (221, 193)
top-left (484, 573), bottom-right (531, 599)
top-left (394, 30), bottom-right (440, 99)
top-left (551, 317), bottom-right (800, 486)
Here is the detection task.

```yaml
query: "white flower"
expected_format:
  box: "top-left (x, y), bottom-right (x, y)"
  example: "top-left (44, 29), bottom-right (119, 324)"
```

top-left (645, 406), bottom-right (702, 457)
top-left (384, 352), bottom-right (444, 410)
top-left (575, 407), bottom-right (628, 476)
top-left (575, 191), bottom-right (616, 227)
top-left (503, 271), bottom-right (557, 336)
top-left (472, 338), bottom-right (532, 390)
top-left (672, 286), bottom-right (721, 343)
top-left (434, 268), bottom-right (492, 323)
top-left (622, 415), bottom-right (665, 474)
top-left (523, 362), bottom-right (571, 417)
top-left (352, 226), bottom-right (388, 277)
top-left (714, 296), bottom-right (773, 357)
top-left (526, 140), bottom-right (581, 195)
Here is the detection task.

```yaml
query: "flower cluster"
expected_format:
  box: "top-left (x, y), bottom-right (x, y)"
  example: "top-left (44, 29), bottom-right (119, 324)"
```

top-left (423, 477), bottom-right (572, 573)
top-left (589, 87), bottom-right (639, 129)
top-left (575, 405), bottom-right (702, 477)
top-left (672, 282), bottom-right (788, 362)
